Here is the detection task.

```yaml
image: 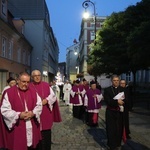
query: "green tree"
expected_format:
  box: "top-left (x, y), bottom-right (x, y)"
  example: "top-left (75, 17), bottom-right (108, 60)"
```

top-left (89, 12), bottom-right (130, 75)
top-left (124, 0), bottom-right (150, 91)
top-left (88, 0), bottom-right (150, 77)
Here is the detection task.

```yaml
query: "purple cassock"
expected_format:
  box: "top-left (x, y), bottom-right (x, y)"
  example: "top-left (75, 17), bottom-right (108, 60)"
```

top-left (70, 84), bottom-right (85, 119)
top-left (84, 88), bottom-right (102, 126)
top-left (0, 90), bottom-right (8, 149)
top-left (30, 81), bottom-right (62, 130)
top-left (82, 84), bottom-right (90, 102)
top-left (0, 85), bottom-right (42, 150)
top-left (70, 84), bottom-right (84, 105)
top-left (85, 88), bottom-right (102, 111)
top-left (83, 84), bottom-right (90, 92)
top-left (0, 106), bottom-right (7, 149)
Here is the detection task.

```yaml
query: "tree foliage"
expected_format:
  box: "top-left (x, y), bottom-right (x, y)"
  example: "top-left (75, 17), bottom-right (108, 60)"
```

top-left (88, 0), bottom-right (150, 76)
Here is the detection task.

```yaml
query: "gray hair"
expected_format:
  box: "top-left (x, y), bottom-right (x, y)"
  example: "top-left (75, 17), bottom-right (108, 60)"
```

top-left (111, 74), bottom-right (120, 81)
top-left (31, 70), bottom-right (41, 77)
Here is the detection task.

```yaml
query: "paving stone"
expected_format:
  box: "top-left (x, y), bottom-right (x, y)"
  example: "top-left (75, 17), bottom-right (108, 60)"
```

top-left (51, 101), bottom-right (150, 150)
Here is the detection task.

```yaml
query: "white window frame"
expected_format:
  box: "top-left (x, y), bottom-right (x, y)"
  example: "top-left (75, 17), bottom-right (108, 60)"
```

top-left (17, 48), bottom-right (21, 63)
top-left (1, 0), bottom-right (7, 16)
top-left (90, 31), bottom-right (95, 41)
top-left (126, 73), bottom-right (131, 83)
top-left (21, 24), bottom-right (25, 34)
top-left (2, 37), bottom-right (6, 57)
top-left (91, 22), bottom-right (95, 28)
top-left (8, 41), bottom-right (13, 59)
top-left (43, 49), bottom-right (48, 61)
top-left (23, 50), bottom-right (26, 64)
top-left (27, 52), bottom-right (30, 66)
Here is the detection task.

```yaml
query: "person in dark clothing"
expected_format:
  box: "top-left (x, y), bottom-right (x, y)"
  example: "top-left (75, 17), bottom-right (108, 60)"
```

top-left (127, 82), bottom-right (134, 111)
top-left (81, 78), bottom-right (90, 123)
top-left (58, 83), bottom-right (64, 101)
top-left (104, 75), bottom-right (125, 150)
top-left (120, 79), bottom-right (131, 139)
top-left (96, 82), bottom-right (102, 91)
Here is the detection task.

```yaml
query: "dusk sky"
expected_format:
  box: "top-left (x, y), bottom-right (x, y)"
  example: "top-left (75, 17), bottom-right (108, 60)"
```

top-left (46, 0), bottom-right (141, 63)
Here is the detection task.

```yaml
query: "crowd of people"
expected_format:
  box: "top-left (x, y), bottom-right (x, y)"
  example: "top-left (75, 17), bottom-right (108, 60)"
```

top-left (62, 76), bottom-right (132, 150)
top-left (70, 79), bottom-right (103, 127)
top-left (0, 73), bottom-right (133, 150)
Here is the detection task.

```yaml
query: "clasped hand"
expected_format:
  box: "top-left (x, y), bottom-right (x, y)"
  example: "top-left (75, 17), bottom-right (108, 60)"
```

top-left (20, 111), bottom-right (34, 120)
top-left (118, 99), bottom-right (124, 105)
top-left (93, 94), bottom-right (97, 98)
top-left (42, 99), bottom-right (48, 105)
top-left (76, 92), bottom-right (80, 95)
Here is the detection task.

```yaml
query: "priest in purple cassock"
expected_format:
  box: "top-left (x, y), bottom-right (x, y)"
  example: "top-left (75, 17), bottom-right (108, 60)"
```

top-left (70, 80), bottom-right (85, 119)
top-left (0, 72), bottom-right (42, 150)
top-left (81, 78), bottom-right (90, 104)
top-left (80, 78), bottom-right (90, 122)
top-left (84, 81), bottom-right (103, 127)
top-left (30, 70), bottom-right (62, 150)
top-left (82, 78), bottom-right (90, 92)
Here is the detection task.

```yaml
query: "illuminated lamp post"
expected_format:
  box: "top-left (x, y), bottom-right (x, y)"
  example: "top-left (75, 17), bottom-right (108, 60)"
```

top-left (82, 0), bottom-right (97, 41)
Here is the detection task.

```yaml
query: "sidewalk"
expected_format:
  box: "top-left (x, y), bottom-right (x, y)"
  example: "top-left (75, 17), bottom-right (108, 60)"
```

top-left (51, 101), bottom-right (150, 150)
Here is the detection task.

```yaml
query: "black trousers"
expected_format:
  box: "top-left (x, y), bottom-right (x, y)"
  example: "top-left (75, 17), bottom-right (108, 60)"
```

top-left (27, 141), bottom-right (42, 150)
top-left (106, 110), bottom-right (123, 149)
top-left (73, 105), bottom-right (82, 119)
top-left (38, 129), bottom-right (51, 150)
top-left (124, 108), bottom-right (130, 136)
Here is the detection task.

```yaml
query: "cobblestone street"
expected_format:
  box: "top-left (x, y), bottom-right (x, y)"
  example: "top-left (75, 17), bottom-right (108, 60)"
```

top-left (51, 101), bottom-right (150, 150)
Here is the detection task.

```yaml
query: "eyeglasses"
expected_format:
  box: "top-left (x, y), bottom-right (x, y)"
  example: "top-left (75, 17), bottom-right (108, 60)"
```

top-left (113, 80), bottom-right (119, 81)
top-left (20, 80), bottom-right (30, 84)
top-left (33, 75), bottom-right (41, 77)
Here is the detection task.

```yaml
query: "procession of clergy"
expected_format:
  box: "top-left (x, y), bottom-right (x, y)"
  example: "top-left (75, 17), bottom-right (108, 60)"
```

top-left (62, 75), bottom-right (131, 150)
top-left (0, 72), bottom-right (131, 150)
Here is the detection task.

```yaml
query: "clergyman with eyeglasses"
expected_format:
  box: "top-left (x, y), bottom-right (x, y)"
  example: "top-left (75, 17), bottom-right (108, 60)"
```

top-left (0, 72), bottom-right (42, 150)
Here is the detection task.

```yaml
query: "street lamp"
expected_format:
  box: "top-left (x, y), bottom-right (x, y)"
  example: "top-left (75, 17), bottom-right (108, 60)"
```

top-left (74, 51), bottom-right (78, 55)
top-left (74, 45), bottom-right (79, 55)
top-left (82, 0), bottom-right (96, 41)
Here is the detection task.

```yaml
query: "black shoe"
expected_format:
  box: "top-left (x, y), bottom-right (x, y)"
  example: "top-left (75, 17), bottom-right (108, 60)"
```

top-left (116, 146), bottom-right (121, 150)
top-left (127, 135), bottom-right (131, 139)
top-left (129, 109), bottom-right (134, 112)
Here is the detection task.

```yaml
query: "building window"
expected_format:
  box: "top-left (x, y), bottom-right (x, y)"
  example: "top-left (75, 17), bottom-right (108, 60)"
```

top-left (91, 22), bottom-right (95, 28)
top-left (17, 48), bottom-right (21, 63)
top-left (21, 25), bottom-right (25, 34)
top-left (1, 0), bottom-right (7, 16)
top-left (8, 41), bottom-right (13, 59)
top-left (45, 11), bottom-right (50, 26)
top-left (43, 49), bottom-right (48, 61)
top-left (27, 52), bottom-right (30, 66)
top-left (23, 50), bottom-right (26, 64)
top-left (100, 22), bottom-right (104, 28)
top-left (44, 30), bottom-right (48, 43)
top-left (90, 31), bottom-right (95, 41)
top-left (2, 37), bottom-right (6, 57)
top-left (126, 73), bottom-right (131, 83)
